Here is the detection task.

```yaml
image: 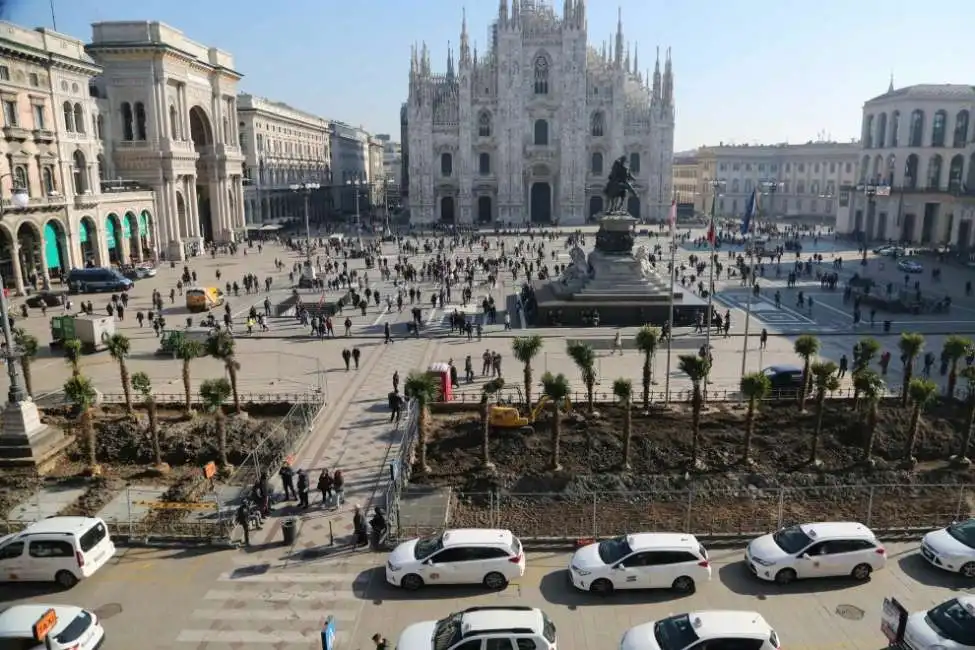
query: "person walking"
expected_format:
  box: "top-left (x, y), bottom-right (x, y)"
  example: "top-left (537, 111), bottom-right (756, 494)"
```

top-left (384, 321), bottom-right (393, 344)
top-left (372, 633), bottom-right (389, 650)
top-left (317, 469), bottom-right (332, 506)
top-left (352, 347), bottom-right (361, 369)
top-left (392, 370), bottom-right (400, 393)
top-left (613, 331), bottom-right (623, 356)
top-left (279, 463), bottom-right (296, 500)
top-left (352, 505), bottom-right (368, 548)
top-left (342, 348), bottom-right (352, 371)
top-left (236, 503), bottom-right (251, 547)
top-left (333, 469), bottom-right (345, 506)
top-left (296, 469), bottom-right (309, 508)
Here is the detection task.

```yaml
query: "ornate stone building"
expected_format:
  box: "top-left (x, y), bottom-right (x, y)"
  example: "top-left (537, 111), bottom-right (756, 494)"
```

top-left (406, 0), bottom-right (675, 225)
top-left (87, 21), bottom-right (245, 259)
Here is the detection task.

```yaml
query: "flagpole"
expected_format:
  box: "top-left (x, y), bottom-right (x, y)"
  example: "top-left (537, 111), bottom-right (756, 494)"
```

top-left (739, 181), bottom-right (775, 379)
top-left (703, 194), bottom-right (717, 401)
top-left (664, 198), bottom-right (677, 402)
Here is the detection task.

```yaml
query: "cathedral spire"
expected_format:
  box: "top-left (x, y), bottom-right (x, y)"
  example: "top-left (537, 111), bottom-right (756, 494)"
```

top-left (410, 44), bottom-right (417, 78)
top-left (601, 41), bottom-right (606, 62)
top-left (663, 47), bottom-right (674, 106)
top-left (574, 0), bottom-right (585, 28)
top-left (624, 42), bottom-right (631, 73)
top-left (633, 43), bottom-right (638, 75)
top-left (512, 0), bottom-right (521, 26)
top-left (563, 0), bottom-right (572, 24)
top-left (652, 46), bottom-right (661, 103)
top-left (888, 72), bottom-right (894, 93)
top-left (421, 41), bottom-right (430, 76)
top-left (614, 7), bottom-right (624, 67)
top-left (446, 41), bottom-right (455, 80)
top-left (460, 9), bottom-right (471, 67)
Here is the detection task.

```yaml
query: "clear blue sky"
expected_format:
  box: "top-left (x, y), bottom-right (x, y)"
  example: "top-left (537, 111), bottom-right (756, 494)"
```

top-left (4, 0), bottom-right (969, 150)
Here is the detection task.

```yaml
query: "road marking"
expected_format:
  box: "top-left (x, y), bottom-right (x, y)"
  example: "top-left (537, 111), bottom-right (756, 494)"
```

top-left (217, 571), bottom-right (366, 584)
top-left (426, 308), bottom-right (440, 325)
top-left (176, 629), bottom-right (350, 644)
top-left (371, 306), bottom-right (389, 326)
top-left (203, 589), bottom-right (361, 604)
top-left (192, 608), bottom-right (357, 622)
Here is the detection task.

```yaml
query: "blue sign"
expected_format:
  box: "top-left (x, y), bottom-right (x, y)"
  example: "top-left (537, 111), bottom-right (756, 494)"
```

top-left (321, 615), bottom-right (336, 650)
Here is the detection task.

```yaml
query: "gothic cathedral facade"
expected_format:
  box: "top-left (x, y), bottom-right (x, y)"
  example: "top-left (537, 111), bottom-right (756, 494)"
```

top-left (405, 0), bottom-right (675, 226)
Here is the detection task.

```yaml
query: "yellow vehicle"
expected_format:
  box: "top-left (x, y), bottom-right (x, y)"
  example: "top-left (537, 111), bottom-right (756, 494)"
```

top-left (185, 286), bottom-right (225, 313)
top-left (489, 395), bottom-right (572, 432)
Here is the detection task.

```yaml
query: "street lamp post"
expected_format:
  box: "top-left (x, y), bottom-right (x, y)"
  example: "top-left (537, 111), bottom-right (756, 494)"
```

top-left (1, 182), bottom-right (29, 403)
top-left (347, 178), bottom-right (365, 245)
top-left (290, 181), bottom-right (320, 286)
top-left (739, 179), bottom-right (781, 378)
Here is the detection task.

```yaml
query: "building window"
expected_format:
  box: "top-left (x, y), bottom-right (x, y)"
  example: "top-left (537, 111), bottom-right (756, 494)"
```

top-left (0, 66), bottom-right (8, 81)
top-left (814, 163), bottom-right (820, 173)
top-left (758, 163), bottom-right (765, 172)
top-left (121, 102), bottom-right (133, 140)
top-left (863, 115), bottom-right (874, 148)
top-left (909, 109), bottom-right (924, 147)
top-left (745, 163), bottom-right (751, 172)
top-left (890, 110), bottom-right (900, 147)
top-left (533, 56), bottom-right (549, 95)
top-left (42, 167), bottom-right (54, 194)
top-left (797, 181), bottom-right (806, 194)
top-left (134, 102), bottom-right (147, 140)
top-left (440, 152), bottom-right (452, 177)
top-left (32, 104), bottom-right (44, 130)
top-left (591, 112), bottom-right (604, 137)
top-left (931, 110), bottom-right (947, 147)
top-left (845, 162), bottom-right (852, 173)
top-left (13, 166), bottom-right (27, 192)
top-left (731, 179), bottom-right (740, 193)
top-left (2, 99), bottom-right (17, 127)
top-left (744, 179), bottom-right (753, 193)
top-left (630, 152), bottom-right (640, 174)
top-left (28, 73), bottom-right (38, 87)
top-left (829, 162), bottom-right (836, 173)
top-left (785, 163), bottom-right (791, 172)
top-left (591, 152), bottom-right (603, 175)
top-left (732, 163), bottom-right (740, 171)
top-left (61, 101), bottom-right (73, 132)
top-left (533, 119), bottom-right (549, 145)
top-left (876, 113), bottom-right (887, 148)
top-left (478, 152), bottom-right (490, 175)
top-left (73, 103), bottom-right (85, 134)
top-left (96, 114), bottom-right (103, 139)
top-left (169, 105), bottom-right (178, 139)
top-left (954, 110), bottom-right (970, 148)
top-left (72, 150), bottom-right (87, 194)
top-left (798, 163), bottom-right (805, 172)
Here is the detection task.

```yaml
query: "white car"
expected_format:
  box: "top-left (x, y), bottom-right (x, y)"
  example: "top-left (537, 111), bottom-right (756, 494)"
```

top-left (902, 596), bottom-right (975, 649)
top-left (744, 521), bottom-right (886, 584)
top-left (396, 606), bottom-right (557, 650)
top-left (920, 519), bottom-right (975, 578)
top-left (0, 604), bottom-right (106, 650)
top-left (0, 516), bottom-right (116, 588)
top-left (569, 533), bottom-right (710, 594)
top-left (385, 528), bottom-right (525, 591)
top-left (621, 611), bottom-right (780, 650)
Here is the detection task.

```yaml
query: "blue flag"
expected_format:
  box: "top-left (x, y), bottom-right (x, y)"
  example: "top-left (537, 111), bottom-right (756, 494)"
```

top-left (741, 188), bottom-right (759, 235)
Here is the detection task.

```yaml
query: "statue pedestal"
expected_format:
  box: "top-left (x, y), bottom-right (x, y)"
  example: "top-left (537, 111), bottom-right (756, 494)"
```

top-left (0, 400), bottom-right (69, 470)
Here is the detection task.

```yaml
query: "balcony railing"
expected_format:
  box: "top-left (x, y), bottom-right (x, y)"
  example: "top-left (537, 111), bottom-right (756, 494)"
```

top-left (3, 194), bottom-right (66, 209)
top-left (31, 129), bottom-right (55, 143)
top-left (3, 126), bottom-right (29, 141)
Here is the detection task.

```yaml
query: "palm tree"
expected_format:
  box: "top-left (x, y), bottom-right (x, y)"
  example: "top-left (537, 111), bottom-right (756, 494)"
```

top-left (634, 325), bottom-right (661, 409)
top-left (200, 378), bottom-right (233, 469)
top-left (63, 374), bottom-right (99, 476)
top-left (942, 335), bottom-right (972, 400)
top-left (808, 361), bottom-right (840, 465)
top-left (105, 333), bottom-right (132, 412)
top-left (851, 337), bottom-right (881, 411)
top-left (793, 335), bottom-right (820, 410)
top-left (853, 369), bottom-right (885, 462)
top-left (207, 330), bottom-right (243, 413)
top-left (566, 341), bottom-right (597, 413)
top-left (64, 338), bottom-right (82, 377)
top-left (512, 336), bottom-right (543, 406)
top-left (480, 378), bottom-right (504, 470)
top-left (404, 371), bottom-right (440, 474)
top-left (540, 372), bottom-right (570, 471)
top-left (176, 339), bottom-right (204, 413)
top-left (956, 366), bottom-right (975, 465)
top-left (898, 332), bottom-right (925, 407)
top-left (131, 371), bottom-right (166, 471)
top-left (12, 329), bottom-right (38, 398)
top-left (903, 377), bottom-right (937, 466)
top-left (678, 354), bottom-right (710, 468)
top-left (739, 371), bottom-right (771, 464)
top-left (612, 378), bottom-right (633, 469)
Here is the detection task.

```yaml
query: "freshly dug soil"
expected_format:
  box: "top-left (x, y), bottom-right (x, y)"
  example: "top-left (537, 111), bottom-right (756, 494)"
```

top-left (418, 398), bottom-right (975, 536)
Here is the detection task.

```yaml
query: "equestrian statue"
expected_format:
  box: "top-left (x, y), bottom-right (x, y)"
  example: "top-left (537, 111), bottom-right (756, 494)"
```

top-left (603, 155), bottom-right (637, 213)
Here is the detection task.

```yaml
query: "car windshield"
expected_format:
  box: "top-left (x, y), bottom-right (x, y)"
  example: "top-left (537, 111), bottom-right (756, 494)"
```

top-left (946, 520), bottom-right (975, 549)
top-left (432, 612), bottom-right (464, 650)
top-left (653, 614), bottom-right (700, 650)
top-left (597, 536), bottom-right (633, 564)
top-left (926, 599), bottom-right (975, 646)
top-left (413, 534), bottom-right (443, 560)
top-left (772, 525), bottom-right (813, 554)
top-left (55, 610), bottom-right (92, 644)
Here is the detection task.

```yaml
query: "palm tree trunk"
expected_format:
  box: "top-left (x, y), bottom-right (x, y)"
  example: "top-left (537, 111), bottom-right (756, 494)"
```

top-left (863, 402), bottom-right (878, 460)
top-left (481, 398), bottom-right (491, 467)
top-left (82, 408), bottom-right (97, 471)
top-left (417, 404), bottom-right (430, 473)
top-left (586, 380), bottom-right (594, 414)
top-left (217, 411), bottom-right (229, 467)
top-left (642, 354), bottom-right (651, 409)
top-left (960, 394), bottom-right (975, 460)
top-left (690, 385), bottom-right (702, 464)
top-left (798, 360), bottom-right (810, 410)
top-left (523, 364), bottom-right (532, 406)
top-left (948, 360), bottom-right (959, 399)
top-left (621, 398), bottom-right (633, 469)
top-left (901, 363), bottom-right (913, 407)
top-left (120, 361), bottom-right (132, 412)
top-left (229, 364), bottom-right (241, 413)
top-left (147, 398), bottom-right (162, 466)
top-left (852, 387), bottom-right (860, 413)
top-left (182, 360), bottom-right (192, 412)
top-left (550, 401), bottom-right (562, 471)
top-left (810, 395), bottom-right (826, 463)
top-left (742, 398), bottom-right (756, 462)
top-left (18, 358), bottom-right (32, 398)
top-left (905, 406), bottom-right (921, 460)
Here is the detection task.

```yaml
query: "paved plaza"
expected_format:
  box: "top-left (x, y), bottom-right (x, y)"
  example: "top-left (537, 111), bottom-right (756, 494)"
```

top-left (4, 226), bottom-right (975, 648)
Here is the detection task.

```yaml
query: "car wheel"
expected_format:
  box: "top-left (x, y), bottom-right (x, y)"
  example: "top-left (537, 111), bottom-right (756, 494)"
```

top-left (400, 573), bottom-right (424, 591)
top-left (851, 563), bottom-right (872, 581)
top-left (589, 578), bottom-right (614, 595)
top-left (961, 562), bottom-right (975, 579)
top-left (55, 570), bottom-right (78, 589)
top-left (774, 568), bottom-right (797, 585)
top-left (671, 576), bottom-right (696, 593)
top-left (483, 571), bottom-right (508, 590)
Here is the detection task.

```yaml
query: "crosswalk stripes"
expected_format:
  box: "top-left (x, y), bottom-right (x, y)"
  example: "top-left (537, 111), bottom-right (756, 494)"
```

top-left (173, 558), bottom-right (367, 647)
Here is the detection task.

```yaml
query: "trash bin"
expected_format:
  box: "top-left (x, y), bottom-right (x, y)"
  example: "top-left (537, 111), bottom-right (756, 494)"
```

top-left (281, 517), bottom-right (299, 545)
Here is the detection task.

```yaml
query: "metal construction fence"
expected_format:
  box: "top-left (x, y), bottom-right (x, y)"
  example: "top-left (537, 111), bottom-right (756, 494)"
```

top-left (446, 483), bottom-right (974, 541)
top-left (383, 400), bottom-right (420, 537)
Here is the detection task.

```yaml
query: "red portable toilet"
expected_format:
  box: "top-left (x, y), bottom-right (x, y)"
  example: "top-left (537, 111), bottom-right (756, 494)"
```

top-left (427, 362), bottom-right (452, 401)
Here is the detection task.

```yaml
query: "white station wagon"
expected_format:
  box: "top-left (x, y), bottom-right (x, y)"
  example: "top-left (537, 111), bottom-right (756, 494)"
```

top-left (920, 519), bottom-right (975, 578)
top-left (569, 533), bottom-right (710, 595)
top-left (621, 610), bottom-right (781, 650)
top-left (385, 528), bottom-right (525, 591)
top-left (745, 521), bottom-right (886, 584)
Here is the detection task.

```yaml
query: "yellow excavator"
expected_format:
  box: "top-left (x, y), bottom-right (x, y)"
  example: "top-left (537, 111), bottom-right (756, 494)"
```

top-left (488, 394), bottom-right (572, 433)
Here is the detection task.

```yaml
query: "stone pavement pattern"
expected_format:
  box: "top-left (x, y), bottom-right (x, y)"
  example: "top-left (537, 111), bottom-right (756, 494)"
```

top-left (1, 541), bottom-right (964, 649)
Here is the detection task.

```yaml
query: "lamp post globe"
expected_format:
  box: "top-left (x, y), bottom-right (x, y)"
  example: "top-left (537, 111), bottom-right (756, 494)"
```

top-left (10, 188), bottom-right (28, 209)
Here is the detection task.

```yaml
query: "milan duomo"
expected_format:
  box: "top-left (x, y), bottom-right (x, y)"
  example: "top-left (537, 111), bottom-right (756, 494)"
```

top-left (403, 0), bottom-right (675, 226)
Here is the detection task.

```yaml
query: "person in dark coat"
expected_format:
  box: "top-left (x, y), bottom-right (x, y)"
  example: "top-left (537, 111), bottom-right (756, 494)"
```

top-left (352, 504), bottom-right (368, 548)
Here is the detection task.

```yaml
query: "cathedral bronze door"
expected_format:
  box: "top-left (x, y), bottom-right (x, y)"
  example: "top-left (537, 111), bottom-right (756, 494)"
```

top-left (477, 196), bottom-right (492, 223)
top-left (440, 196), bottom-right (455, 224)
top-left (589, 196), bottom-right (603, 221)
top-left (530, 182), bottom-right (552, 224)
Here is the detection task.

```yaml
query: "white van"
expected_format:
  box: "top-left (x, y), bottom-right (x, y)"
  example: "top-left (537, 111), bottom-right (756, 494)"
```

top-left (0, 517), bottom-right (116, 588)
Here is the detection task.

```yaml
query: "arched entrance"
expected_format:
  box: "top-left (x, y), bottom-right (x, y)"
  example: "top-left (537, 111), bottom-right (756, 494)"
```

top-left (43, 218), bottom-right (69, 281)
top-left (477, 196), bottom-right (492, 223)
top-left (627, 196), bottom-right (641, 219)
top-left (440, 196), bottom-right (455, 224)
top-left (588, 196), bottom-right (603, 220)
top-left (189, 106), bottom-right (216, 242)
top-left (105, 213), bottom-right (122, 264)
top-left (79, 216), bottom-right (98, 267)
top-left (530, 182), bottom-right (552, 224)
top-left (139, 210), bottom-right (153, 257)
top-left (16, 222), bottom-right (42, 290)
top-left (175, 192), bottom-right (189, 239)
top-left (0, 225), bottom-right (14, 291)
top-left (125, 212), bottom-right (140, 262)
